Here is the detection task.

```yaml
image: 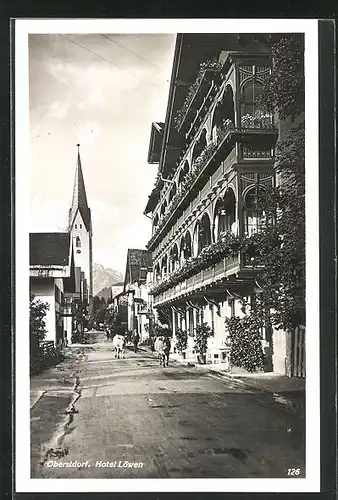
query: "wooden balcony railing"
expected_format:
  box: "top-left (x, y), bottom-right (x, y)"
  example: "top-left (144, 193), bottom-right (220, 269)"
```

top-left (152, 255), bottom-right (240, 305)
top-left (174, 61), bottom-right (223, 132)
top-left (148, 120), bottom-right (277, 250)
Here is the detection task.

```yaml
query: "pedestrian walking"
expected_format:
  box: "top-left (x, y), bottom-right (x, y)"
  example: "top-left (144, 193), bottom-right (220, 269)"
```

top-left (133, 330), bottom-right (140, 353)
top-left (163, 336), bottom-right (171, 367)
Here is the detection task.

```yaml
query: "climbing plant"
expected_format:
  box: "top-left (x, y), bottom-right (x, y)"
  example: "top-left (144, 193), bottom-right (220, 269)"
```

top-left (225, 35), bottom-right (305, 371)
top-left (243, 34), bottom-right (305, 333)
top-left (253, 91), bottom-right (305, 331)
top-left (259, 35), bottom-right (305, 120)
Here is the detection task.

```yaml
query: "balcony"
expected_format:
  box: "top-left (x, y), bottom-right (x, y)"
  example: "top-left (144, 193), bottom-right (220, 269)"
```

top-left (148, 117), bottom-right (277, 250)
top-left (151, 230), bottom-right (262, 303)
top-left (174, 59), bottom-right (223, 133)
top-left (152, 255), bottom-right (245, 306)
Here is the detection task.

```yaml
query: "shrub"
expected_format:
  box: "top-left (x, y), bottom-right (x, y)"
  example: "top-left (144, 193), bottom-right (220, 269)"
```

top-left (225, 316), bottom-right (265, 372)
top-left (30, 293), bottom-right (49, 362)
top-left (194, 322), bottom-right (214, 356)
top-left (175, 328), bottom-right (188, 353)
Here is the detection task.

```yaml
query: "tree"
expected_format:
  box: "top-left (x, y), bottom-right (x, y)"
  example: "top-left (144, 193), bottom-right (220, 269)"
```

top-left (153, 323), bottom-right (172, 338)
top-left (96, 305), bottom-right (107, 325)
top-left (30, 293), bottom-right (49, 358)
top-left (109, 310), bottom-right (127, 336)
top-left (156, 306), bottom-right (172, 329)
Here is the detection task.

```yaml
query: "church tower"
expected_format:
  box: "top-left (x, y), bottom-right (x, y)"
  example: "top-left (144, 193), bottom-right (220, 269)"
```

top-left (68, 144), bottom-right (93, 304)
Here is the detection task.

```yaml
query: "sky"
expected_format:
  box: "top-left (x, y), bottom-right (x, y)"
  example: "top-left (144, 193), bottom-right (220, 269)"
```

top-left (29, 33), bottom-right (176, 274)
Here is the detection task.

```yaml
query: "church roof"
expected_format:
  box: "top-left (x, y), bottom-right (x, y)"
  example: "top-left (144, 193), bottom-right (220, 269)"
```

top-left (124, 248), bottom-right (152, 289)
top-left (68, 149), bottom-right (91, 232)
top-left (30, 232), bottom-right (70, 267)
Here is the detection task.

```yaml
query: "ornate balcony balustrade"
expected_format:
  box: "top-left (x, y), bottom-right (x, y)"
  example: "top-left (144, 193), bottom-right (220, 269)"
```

top-left (174, 59), bottom-right (223, 132)
top-left (150, 232), bottom-right (260, 297)
top-left (242, 146), bottom-right (273, 159)
top-left (152, 255), bottom-right (241, 305)
top-left (150, 230), bottom-right (268, 305)
top-left (148, 118), bottom-right (277, 249)
top-left (240, 113), bottom-right (274, 129)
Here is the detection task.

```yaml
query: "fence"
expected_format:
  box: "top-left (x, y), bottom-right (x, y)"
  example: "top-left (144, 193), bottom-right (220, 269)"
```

top-left (30, 340), bottom-right (64, 375)
top-left (39, 340), bottom-right (55, 358)
top-left (289, 325), bottom-right (306, 378)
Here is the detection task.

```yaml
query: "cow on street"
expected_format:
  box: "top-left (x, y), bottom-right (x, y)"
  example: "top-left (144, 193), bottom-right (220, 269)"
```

top-left (112, 334), bottom-right (126, 359)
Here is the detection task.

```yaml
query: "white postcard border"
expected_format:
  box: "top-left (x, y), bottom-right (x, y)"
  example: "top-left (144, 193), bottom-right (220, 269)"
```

top-left (15, 18), bottom-right (319, 493)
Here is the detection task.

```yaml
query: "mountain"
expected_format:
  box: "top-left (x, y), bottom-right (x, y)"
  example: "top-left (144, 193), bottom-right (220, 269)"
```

top-left (93, 263), bottom-right (123, 296)
top-left (95, 286), bottom-right (115, 301)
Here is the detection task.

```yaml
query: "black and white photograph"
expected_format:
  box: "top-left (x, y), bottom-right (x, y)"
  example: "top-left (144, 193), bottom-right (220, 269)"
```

top-left (15, 19), bottom-right (320, 493)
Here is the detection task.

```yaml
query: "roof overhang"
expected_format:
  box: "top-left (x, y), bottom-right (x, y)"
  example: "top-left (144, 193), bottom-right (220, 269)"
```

top-left (147, 122), bottom-right (164, 164)
top-left (30, 264), bottom-right (70, 278)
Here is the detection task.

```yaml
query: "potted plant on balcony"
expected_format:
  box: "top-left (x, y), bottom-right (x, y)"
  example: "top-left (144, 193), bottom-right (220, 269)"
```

top-left (194, 322), bottom-right (214, 364)
top-left (175, 327), bottom-right (188, 359)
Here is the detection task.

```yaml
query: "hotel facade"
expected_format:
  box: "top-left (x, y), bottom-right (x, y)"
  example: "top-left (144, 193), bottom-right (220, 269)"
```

top-left (144, 34), bottom-right (303, 374)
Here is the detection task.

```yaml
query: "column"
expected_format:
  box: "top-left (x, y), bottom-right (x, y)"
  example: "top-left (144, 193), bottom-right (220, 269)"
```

top-left (193, 308), bottom-right (197, 334)
top-left (171, 307), bottom-right (176, 353)
top-left (128, 290), bottom-right (134, 333)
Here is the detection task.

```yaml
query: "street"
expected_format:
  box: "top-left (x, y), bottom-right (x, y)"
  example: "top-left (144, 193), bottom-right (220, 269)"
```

top-left (31, 332), bottom-right (305, 479)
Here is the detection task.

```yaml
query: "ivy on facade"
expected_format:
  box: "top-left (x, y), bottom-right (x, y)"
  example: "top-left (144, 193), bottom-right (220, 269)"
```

top-left (259, 35), bottom-right (304, 120)
top-left (225, 34), bottom-right (305, 372)
top-left (246, 123), bottom-right (305, 332)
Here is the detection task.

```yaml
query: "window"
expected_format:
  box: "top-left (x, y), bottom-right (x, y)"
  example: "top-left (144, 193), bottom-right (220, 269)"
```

top-left (75, 224), bottom-right (77, 229)
top-left (76, 237), bottom-right (81, 248)
top-left (80, 224), bottom-right (82, 228)
top-left (244, 188), bottom-right (265, 236)
top-left (241, 79), bottom-right (264, 118)
top-left (198, 213), bottom-right (211, 252)
top-left (55, 285), bottom-right (61, 304)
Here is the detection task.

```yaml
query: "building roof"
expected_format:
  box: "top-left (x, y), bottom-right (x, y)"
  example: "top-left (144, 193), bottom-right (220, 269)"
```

top-left (156, 34), bottom-right (272, 179)
top-left (30, 232), bottom-right (70, 267)
top-left (68, 149), bottom-right (92, 232)
top-left (144, 186), bottom-right (161, 215)
top-left (124, 249), bottom-right (152, 289)
top-left (147, 122), bottom-right (165, 164)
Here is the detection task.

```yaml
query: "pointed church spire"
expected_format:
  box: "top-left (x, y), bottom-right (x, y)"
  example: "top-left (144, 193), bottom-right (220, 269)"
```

top-left (68, 144), bottom-right (91, 231)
